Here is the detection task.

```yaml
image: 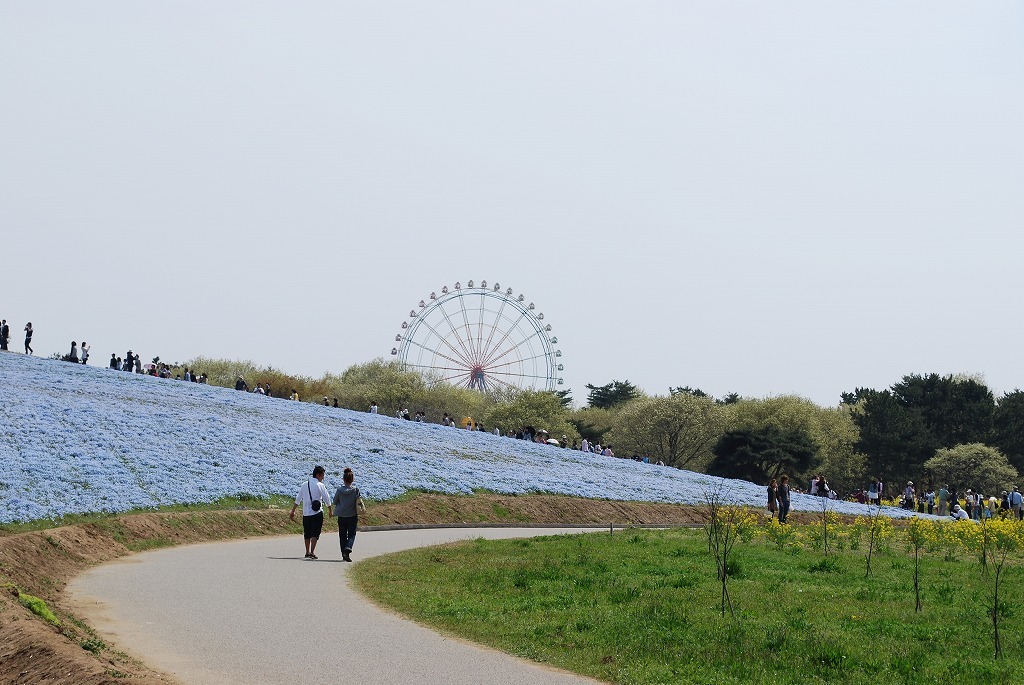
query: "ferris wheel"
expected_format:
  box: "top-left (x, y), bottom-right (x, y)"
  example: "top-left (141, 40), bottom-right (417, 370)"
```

top-left (391, 280), bottom-right (563, 392)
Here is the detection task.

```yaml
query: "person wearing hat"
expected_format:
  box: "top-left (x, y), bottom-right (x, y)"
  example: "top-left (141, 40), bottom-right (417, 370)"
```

top-left (1010, 486), bottom-right (1023, 520)
top-left (951, 503), bottom-right (970, 520)
top-left (964, 489), bottom-right (975, 519)
top-left (905, 481), bottom-right (921, 507)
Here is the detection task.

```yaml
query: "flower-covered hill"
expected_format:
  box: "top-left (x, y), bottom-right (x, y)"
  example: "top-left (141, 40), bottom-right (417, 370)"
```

top-left (0, 353), bottom-right (913, 524)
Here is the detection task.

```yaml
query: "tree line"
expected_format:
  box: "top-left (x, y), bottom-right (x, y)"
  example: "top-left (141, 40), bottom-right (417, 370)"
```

top-left (180, 358), bottom-right (1022, 495)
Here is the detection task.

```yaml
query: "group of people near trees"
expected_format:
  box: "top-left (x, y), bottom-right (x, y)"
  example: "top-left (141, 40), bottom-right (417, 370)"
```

top-left (767, 474), bottom-right (835, 522)
top-left (898, 482), bottom-right (1024, 520)
top-left (767, 473), bottom-right (1024, 523)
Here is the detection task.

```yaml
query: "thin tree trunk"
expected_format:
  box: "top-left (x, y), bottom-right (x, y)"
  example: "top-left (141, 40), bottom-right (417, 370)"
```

top-left (865, 513), bottom-right (877, 578)
top-left (914, 547), bottom-right (921, 612)
top-left (993, 564), bottom-right (1002, 658)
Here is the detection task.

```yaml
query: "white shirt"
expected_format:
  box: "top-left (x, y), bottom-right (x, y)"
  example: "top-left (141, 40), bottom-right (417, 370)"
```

top-left (295, 477), bottom-right (330, 517)
top-left (370, 404), bottom-right (378, 414)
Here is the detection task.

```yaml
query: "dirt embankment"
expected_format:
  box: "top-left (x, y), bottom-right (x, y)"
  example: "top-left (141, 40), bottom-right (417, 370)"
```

top-left (0, 494), bottom-right (818, 685)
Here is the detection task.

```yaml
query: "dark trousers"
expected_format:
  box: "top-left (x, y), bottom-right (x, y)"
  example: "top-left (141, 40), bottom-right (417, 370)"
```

top-left (778, 501), bottom-right (790, 523)
top-left (338, 516), bottom-right (358, 552)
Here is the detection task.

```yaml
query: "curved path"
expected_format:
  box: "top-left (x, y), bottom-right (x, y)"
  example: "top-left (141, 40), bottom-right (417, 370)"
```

top-left (68, 528), bottom-right (604, 685)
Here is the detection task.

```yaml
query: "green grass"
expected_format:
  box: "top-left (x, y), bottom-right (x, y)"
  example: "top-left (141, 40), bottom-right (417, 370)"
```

top-left (17, 591), bottom-right (61, 627)
top-left (0, 494), bottom-right (295, 535)
top-left (352, 528), bottom-right (1024, 684)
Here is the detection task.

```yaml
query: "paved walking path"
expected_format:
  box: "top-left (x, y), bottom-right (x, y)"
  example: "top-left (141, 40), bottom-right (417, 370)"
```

top-left (68, 528), bottom-right (604, 685)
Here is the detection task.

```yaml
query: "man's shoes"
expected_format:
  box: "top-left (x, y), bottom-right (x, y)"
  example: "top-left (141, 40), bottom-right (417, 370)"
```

top-left (304, 552), bottom-right (312, 559)
top-left (310, 553), bottom-right (318, 560)
top-left (342, 550), bottom-right (352, 562)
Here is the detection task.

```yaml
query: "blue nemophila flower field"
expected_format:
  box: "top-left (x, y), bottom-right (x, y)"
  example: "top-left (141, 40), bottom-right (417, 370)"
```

top-left (0, 353), bottom-right (917, 524)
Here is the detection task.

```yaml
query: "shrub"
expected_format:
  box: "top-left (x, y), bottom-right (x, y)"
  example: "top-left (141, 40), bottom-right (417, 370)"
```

top-left (17, 592), bottom-right (60, 627)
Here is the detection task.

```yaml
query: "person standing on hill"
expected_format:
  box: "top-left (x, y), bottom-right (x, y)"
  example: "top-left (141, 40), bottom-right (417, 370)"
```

top-left (80, 342), bottom-right (90, 365)
top-left (0, 319), bottom-right (9, 351)
top-left (23, 322), bottom-right (32, 354)
top-left (290, 466), bottom-right (332, 560)
top-left (332, 467), bottom-right (367, 562)
top-left (777, 475), bottom-right (791, 524)
top-left (767, 479), bottom-right (779, 519)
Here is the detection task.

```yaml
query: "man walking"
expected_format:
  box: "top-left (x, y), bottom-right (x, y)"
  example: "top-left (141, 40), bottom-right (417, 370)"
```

top-left (937, 484), bottom-right (950, 517)
top-left (289, 466), bottom-right (332, 559)
top-left (0, 319), bottom-right (9, 351)
top-left (778, 475), bottom-right (791, 524)
top-left (1010, 486), bottom-right (1023, 521)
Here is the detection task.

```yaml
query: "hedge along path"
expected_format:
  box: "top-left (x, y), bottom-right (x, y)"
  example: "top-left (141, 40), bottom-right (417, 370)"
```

top-left (0, 493), bottom-right (833, 685)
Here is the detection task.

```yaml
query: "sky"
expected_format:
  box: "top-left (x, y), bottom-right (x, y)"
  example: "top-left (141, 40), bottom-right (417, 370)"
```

top-left (2, 2), bottom-right (1022, 407)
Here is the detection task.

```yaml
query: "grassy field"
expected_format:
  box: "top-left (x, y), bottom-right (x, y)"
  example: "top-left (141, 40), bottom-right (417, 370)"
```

top-left (352, 526), bottom-right (1024, 684)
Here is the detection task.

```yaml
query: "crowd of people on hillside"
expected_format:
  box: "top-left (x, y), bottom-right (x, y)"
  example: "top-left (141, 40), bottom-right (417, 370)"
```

top-left (892, 481), bottom-right (1024, 521)
top-left (362, 403), bottom-right (665, 463)
top-left (766, 474), bottom-right (1024, 523)
top-left (1, 327), bottom-right (667, 464)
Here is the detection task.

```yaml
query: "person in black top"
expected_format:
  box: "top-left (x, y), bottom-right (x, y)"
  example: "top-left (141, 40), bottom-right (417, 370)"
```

top-left (109, 353), bottom-right (118, 369)
top-left (23, 322), bottom-right (32, 354)
top-left (777, 475), bottom-right (791, 524)
top-left (0, 320), bottom-right (9, 351)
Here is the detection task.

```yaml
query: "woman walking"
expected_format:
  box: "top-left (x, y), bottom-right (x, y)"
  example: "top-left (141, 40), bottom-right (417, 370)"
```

top-left (767, 478), bottom-right (779, 519)
top-left (332, 467), bottom-right (366, 562)
top-left (23, 323), bottom-right (32, 354)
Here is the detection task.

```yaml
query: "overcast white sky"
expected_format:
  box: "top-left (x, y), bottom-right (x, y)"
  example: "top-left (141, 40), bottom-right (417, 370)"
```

top-left (2, 2), bottom-right (1022, 406)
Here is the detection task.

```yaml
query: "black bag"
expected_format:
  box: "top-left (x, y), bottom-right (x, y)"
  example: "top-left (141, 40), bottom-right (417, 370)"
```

top-left (308, 481), bottom-right (322, 512)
